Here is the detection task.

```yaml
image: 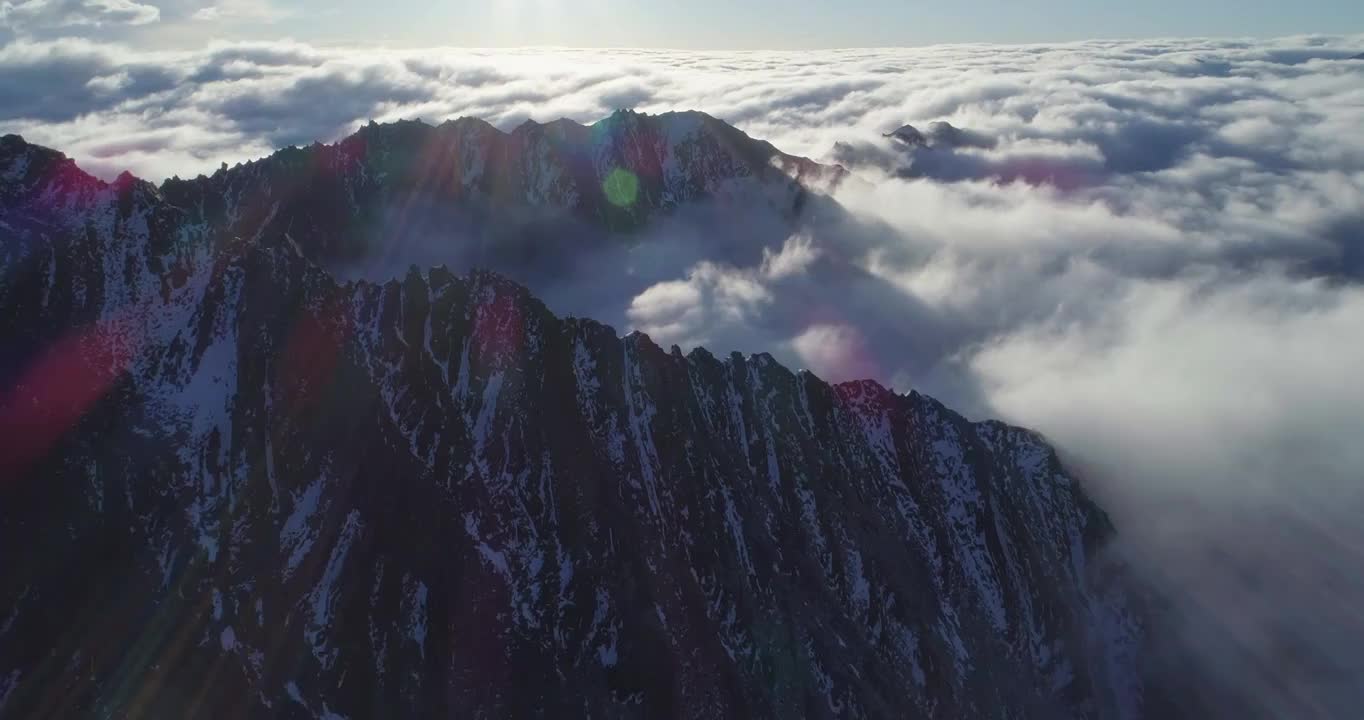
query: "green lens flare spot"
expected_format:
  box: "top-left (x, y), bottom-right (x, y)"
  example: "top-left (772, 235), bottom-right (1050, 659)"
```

top-left (602, 168), bottom-right (639, 208)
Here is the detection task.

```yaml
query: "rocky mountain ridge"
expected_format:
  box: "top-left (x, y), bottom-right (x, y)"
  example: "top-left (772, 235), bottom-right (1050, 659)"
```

top-left (1, 128), bottom-right (1143, 718)
top-left (151, 110), bottom-right (844, 270)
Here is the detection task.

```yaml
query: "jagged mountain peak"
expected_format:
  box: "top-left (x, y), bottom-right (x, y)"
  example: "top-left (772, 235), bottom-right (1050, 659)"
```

top-left (886, 123), bottom-right (928, 146)
top-left (1, 134), bottom-right (168, 202)
top-left (882, 121), bottom-right (995, 152)
top-left (138, 110), bottom-right (847, 273)
top-left (4, 113), bottom-right (850, 297)
top-left (174, 109), bottom-right (825, 188)
top-left (1, 134), bottom-right (102, 203)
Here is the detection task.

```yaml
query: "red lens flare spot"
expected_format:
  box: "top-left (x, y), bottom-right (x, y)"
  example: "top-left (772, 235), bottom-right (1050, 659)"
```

top-left (279, 295), bottom-right (351, 414)
top-left (0, 315), bottom-right (141, 475)
top-left (472, 290), bottom-right (525, 364)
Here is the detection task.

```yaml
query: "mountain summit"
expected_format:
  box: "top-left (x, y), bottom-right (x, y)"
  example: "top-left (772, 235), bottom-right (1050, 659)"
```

top-left (152, 110), bottom-right (844, 271)
top-left (1, 124), bottom-right (1145, 718)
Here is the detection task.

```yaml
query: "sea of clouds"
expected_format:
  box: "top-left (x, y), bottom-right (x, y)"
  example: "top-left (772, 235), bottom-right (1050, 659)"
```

top-left (3, 20), bottom-right (1364, 715)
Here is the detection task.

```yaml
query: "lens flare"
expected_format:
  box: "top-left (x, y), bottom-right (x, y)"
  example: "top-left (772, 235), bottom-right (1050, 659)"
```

top-left (0, 314), bottom-right (140, 476)
top-left (602, 168), bottom-right (639, 208)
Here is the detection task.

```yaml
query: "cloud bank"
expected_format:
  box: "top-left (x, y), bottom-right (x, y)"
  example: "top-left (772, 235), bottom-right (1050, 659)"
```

top-left (3, 33), bottom-right (1364, 715)
top-left (1, 35), bottom-right (1361, 182)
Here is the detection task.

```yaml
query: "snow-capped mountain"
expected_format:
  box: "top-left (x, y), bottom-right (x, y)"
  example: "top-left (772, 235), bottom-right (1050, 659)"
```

top-left (1, 126), bottom-right (1145, 718)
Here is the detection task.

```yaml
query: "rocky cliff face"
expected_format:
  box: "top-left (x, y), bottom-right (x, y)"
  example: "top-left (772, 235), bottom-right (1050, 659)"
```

top-left (0, 131), bottom-right (1143, 718)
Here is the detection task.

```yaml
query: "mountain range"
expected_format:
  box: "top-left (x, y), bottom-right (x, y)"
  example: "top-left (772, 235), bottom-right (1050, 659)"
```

top-left (1, 113), bottom-right (1151, 718)
top-left (156, 110), bottom-right (844, 276)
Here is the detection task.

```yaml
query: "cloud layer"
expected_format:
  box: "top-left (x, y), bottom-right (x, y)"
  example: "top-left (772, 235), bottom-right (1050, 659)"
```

top-left (3, 33), bottom-right (1364, 714)
top-left (1, 35), bottom-right (1361, 182)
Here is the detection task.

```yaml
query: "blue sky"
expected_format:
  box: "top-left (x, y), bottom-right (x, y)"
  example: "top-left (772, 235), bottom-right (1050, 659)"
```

top-left (138, 0), bottom-right (1364, 49)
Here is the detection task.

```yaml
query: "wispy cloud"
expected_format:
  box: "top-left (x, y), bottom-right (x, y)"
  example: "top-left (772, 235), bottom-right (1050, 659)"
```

top-left (191, 0), bottom-right (288, 24)
top-left (0, 0), bottom-right (159, 32)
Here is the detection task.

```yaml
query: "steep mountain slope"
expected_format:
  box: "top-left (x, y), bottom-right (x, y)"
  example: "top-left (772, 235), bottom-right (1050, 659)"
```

top-left (1, 134), bottom-right (1142, 718)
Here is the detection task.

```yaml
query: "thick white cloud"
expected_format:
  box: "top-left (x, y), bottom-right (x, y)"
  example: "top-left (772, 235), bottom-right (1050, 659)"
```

top-left (1, 35), bottom-right (1360, 181)
top-left (626, 261), bottom-right (774, 350)
top-left (790, 323), bottom-right (878, 382)
top-left (3, 33), bottom-right (1364, 712)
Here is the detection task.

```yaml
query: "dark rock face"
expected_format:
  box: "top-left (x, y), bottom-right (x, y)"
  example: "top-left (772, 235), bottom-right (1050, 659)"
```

top-left (835, 121), bottom-right (1000, 182)
top-left (1, 132), bottom-right (1142, 718)
top-left (883, 122), bottom-right (994, 150)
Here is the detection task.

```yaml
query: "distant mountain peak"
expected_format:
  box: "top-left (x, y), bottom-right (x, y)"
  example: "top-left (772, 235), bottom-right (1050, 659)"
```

top-left (884, 121), bottom-right (995, 151)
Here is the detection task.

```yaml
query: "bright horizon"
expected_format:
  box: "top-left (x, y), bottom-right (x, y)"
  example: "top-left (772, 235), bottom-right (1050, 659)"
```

top-left (3, 0), bottom-right (1364, 49)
